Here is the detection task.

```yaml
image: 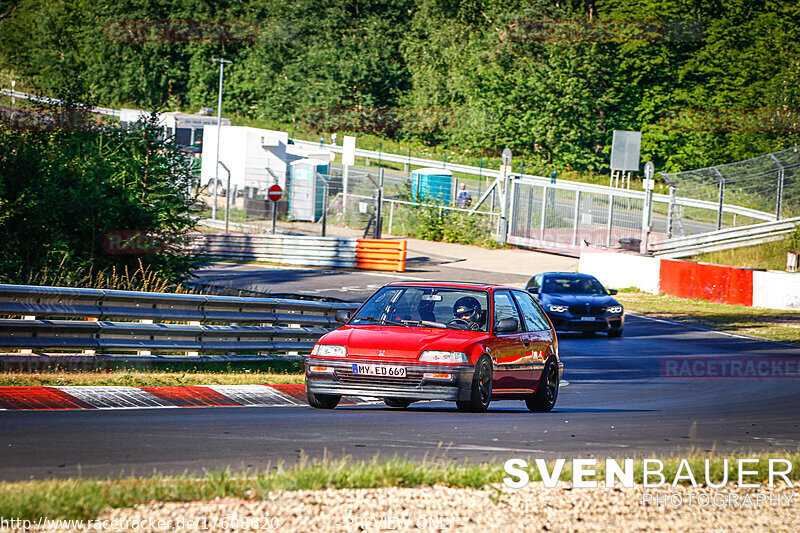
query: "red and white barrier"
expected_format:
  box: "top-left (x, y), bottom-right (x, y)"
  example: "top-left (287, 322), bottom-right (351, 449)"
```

top-left (0, 384), bottom-right (372, 410)
top-left (579, 251), bottom-right (800, 311)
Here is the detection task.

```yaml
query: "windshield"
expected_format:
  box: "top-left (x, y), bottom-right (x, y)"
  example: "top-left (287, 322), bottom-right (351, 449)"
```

top-left (541, 276), bottom-right (607, 295)
top-left (350, 287), bottom-right (489, 331)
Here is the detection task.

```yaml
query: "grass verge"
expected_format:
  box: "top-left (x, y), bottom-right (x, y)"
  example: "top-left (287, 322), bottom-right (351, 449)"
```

top-left (1, 453), bottom-right (798, 521)
top-left (0, 370), bottom-right (304, 387)
top-left (616, 290), bottom-right (800, 344)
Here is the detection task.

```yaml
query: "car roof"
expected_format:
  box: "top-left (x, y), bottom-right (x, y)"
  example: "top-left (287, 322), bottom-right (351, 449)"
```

top-left (540, 272), bottom-right (597, 279)
top-left (385, 281), bottom-right (520, 291)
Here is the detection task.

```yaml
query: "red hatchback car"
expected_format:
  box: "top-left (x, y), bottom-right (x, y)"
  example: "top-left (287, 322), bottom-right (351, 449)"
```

top-left (305, 281), bottom-right (563, 412)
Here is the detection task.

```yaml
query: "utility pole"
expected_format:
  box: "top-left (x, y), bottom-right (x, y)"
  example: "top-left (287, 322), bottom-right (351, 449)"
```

top-left (211, 57), bottom-right (231, 220)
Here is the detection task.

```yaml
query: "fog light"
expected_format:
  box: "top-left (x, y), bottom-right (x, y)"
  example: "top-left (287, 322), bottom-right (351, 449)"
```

top-left (309, 365), bottom-right (334, 373)
top-left (423, 372), bottom-right (452, 380)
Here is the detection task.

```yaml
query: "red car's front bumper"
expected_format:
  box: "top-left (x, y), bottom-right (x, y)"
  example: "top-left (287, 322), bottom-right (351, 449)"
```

top-left (305, 357), bottom-right (475, 401)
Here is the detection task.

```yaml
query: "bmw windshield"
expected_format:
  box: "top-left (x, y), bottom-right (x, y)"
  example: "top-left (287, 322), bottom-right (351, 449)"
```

top-left (542, 276), bottom-right (607, 295)
top-left (350, 286), bottom-right (489, 331)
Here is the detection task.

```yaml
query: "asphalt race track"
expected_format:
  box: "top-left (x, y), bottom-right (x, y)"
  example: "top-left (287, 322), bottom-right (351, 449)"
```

top-left (2, 314), bottom-right (799, 481)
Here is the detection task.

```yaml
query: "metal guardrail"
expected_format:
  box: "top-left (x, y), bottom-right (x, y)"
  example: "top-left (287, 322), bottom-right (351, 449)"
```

top-left (190, 232), bottom-right (358, 267)
top-left (648, 216), bottom-right (800, 258)
top-left (0, 284), bottom-right (360, 358)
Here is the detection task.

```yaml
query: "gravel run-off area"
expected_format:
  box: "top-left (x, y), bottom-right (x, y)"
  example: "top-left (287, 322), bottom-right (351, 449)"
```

top-left (23, 482), bottom-right (799, 532)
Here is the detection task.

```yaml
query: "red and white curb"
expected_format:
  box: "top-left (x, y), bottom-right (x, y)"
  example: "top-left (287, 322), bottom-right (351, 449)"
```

top-left (0, 384), bottom-right (370, 410)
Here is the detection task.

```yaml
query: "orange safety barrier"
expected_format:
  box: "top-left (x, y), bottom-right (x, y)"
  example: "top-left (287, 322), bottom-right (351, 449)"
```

top-left (355, 239), bottom-right (407, 272)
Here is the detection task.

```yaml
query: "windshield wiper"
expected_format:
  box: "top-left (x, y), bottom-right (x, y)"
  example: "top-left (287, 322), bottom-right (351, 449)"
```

top-left (355, 315), bottom-right (407, 327)
top-left (400, 319), bottom-right (447, 329)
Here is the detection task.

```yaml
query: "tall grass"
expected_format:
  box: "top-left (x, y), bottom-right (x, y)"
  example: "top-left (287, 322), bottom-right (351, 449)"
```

top-left (17, 256), bottom-right (188, 293)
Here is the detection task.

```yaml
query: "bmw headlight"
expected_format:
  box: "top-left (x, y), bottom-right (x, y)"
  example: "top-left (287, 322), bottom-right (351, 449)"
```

top-left (419, 351), bottom-right (467, 364)
top-left (606, 306), bottom-right (623, 314)
top-left (549, 305), bottom-right (569, 313)
top-left (311, 344), bottom-right (346, 357)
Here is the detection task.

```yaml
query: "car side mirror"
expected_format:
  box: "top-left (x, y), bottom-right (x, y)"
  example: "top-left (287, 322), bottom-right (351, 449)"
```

top-left (335, 310), bottom-right (351, 323)
top-left (608, 289), bottom-right (618, 295)
top-left (495, 318), bottom-right (518, 333)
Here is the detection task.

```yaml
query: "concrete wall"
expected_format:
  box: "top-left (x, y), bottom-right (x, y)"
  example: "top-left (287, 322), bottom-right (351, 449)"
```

top-left (578, 251), bottom-right (800, 310)
top-left (753, 271), bottom-right (800, 310)
top-left (578, 251), bottom-right (661, 294)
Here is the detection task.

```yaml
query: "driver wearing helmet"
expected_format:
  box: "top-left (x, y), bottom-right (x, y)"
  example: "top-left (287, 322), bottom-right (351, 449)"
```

top-left (452, 296), bottom-right (483, 330)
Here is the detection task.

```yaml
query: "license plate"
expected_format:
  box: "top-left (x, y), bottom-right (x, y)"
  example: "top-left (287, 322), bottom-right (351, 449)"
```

top-left (352, 364), bottom-right (407, 377)
top-left (580, 316), bottom-right (596, 321)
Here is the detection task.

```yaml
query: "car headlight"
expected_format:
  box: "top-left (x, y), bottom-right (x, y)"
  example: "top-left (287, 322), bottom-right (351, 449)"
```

top-left (419, 351), bottom-right (467, 364)
top-left (549, 305), bottom-right (569, 313)
top-left (311, 344), bottom-right (346, 357)
top-left (606, 306), bottom-right (623, 314)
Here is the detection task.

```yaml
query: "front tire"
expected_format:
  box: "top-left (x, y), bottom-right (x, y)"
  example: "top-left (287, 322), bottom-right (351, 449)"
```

top-left (306, 388), bottom-right (341, 409)
top-left (526, 357), bottom-right (559, 412)
top-left (457, 355), bottom-right (492, 413)
top-left (384, 398), bottom-right (413, 408)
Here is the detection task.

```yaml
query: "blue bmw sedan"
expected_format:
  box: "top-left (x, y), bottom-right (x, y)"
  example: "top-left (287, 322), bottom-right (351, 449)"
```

top-left (526, 273), bottom-right (624, 337)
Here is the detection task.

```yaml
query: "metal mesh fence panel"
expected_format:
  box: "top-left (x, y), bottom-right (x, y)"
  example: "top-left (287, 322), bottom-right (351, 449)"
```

top-left (661, 145), bottom-right (800, 235)
top-left (508, 179), bottom-right (650, 252)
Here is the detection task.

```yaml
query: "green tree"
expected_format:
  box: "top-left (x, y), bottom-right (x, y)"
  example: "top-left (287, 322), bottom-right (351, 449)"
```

top-left (0, 98), bottom-right (198, 286)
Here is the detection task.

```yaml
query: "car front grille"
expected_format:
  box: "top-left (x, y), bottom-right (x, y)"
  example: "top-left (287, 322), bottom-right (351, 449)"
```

top-left (569, 304), bottom-right (606, 316)
top-left (334, 366), bottom-right (424, 388)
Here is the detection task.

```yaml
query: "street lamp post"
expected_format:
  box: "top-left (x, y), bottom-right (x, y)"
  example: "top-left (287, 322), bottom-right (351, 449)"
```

top-left (211, 57), bottom-right (231, 220)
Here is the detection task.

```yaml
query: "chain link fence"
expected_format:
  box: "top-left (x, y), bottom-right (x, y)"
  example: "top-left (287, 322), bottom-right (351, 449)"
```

top-left (661, 145), bottom-right (800, 236)
top-left (508, 179), bottom-right (656, 252)
top-left (198, 143), bottom-right (799, 252)
top-left (199, 162), bottom-right (501, 242)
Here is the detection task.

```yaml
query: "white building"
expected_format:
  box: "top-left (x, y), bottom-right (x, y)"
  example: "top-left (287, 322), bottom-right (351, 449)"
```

top-left (201, 125), bottom-right (294, 194)
top-left (201, 126), bottom-right (336, 195)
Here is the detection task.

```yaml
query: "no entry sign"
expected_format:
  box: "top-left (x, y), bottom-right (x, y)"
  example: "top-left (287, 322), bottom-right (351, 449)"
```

top-left (268, 184), bottom-right (283, 202)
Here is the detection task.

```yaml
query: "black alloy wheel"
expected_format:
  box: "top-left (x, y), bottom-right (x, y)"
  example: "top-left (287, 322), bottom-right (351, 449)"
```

top-left (526, 358), bottom-right (559, 412)
top-left (457, 355), bottom-right (492, 413)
